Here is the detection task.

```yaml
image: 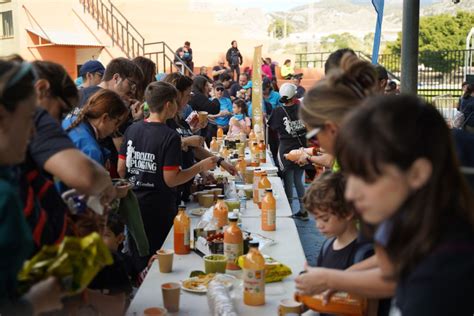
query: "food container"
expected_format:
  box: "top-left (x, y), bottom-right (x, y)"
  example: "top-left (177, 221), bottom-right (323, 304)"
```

top-left (200, 194), bottom-right (215, 208)
top-left (203, 254), bottom-right (227, 274)
top-left (225, 199), bottom-right (240, 211)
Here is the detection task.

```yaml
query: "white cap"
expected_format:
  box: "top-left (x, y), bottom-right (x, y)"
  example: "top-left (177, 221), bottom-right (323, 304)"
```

top-left (279, 83), bottom-right (297, 100)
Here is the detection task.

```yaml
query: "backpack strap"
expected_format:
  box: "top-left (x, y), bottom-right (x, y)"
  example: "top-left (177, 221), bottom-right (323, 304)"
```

top-left (321, 237), bottom-right (336, 259)
top-left (353, 243), bottom-right (374, 264)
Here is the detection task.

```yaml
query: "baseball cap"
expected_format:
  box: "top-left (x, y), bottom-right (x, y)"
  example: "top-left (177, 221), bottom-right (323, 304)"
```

top-left (279, 83), bottom-right (297, 99)
top-left (79, 60), bottom-right (105, 77)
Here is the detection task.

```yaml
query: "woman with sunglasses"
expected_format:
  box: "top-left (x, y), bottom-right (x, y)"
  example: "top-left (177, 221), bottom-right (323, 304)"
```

top-left (336, 95), bottom-right (474, 315)
top-left (0, 60), bottom-right (64, 315)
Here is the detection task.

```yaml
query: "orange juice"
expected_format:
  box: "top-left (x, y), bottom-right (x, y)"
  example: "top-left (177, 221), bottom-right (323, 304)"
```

top-left (250, 141), bottom-right (260, 167)
top-left (257, 172), bottom-right (271, 209)
top-left (258, 140), bottom-right (266, 163)
top-left (174, 205), bottom-right (190, 254)
top-left (221, 146), bottom-right (230, 159)
top-left (261, 189), bottom-right (276, 231)
top-left (224, 214), bottom-right (243, 270)
top-left (213, 195), bottom-right (229, 228)
top-left (243, 241), bottom-right (265, 306)
top-left (253, 169), bottom-right (262, 204)
top-left (217, 127), bottom-right (224, 139)
top-left (235, 158), bottom-right (247, 176)
top-left (210, 137), bottom-right (219, 153)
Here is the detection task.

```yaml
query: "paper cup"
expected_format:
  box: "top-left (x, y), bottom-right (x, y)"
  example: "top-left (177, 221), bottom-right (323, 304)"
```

top-left (200, 194), bottom-right (215, 208)
top-left (156, 249), bottom-right (174, 273)
top-left (144, 307), bottom-right (167, 316)
top-left (278, 299), bottom-right (303, 315)
top-left (161, 282), bottom-right (180, 313)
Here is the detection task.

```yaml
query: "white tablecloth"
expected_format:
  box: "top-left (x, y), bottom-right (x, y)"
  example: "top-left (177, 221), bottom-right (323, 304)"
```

top-left (126, 154), bottom-right (308, 316)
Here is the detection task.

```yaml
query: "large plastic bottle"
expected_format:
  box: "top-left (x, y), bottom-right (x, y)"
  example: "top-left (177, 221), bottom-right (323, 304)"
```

top-left (258, 140), bottom-right (266, 164)
top-left (257, 172), bottom-right (271, 209)
top-left (243, 241), bottom-right (265, 306)
top-left (253, 169), bottom-right (262, 205)
top-left (174, 204), bottom-right (191, 254)
top-left (213, 195), bottom-right (229, 228)
top-left (224, 213), bottom-right (243, 270)
top-left (210, 137), bottom-right (219, 153)
top-left (235, 158), bottom-right (247, 178)
top-left (261, 189), bottom-right (276, 231)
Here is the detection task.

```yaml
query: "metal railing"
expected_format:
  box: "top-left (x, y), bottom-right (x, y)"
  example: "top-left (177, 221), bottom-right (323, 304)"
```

top-left (79, 0), bottom-right (193, 74)
top-left (295, 49), bottom-right (474, 102)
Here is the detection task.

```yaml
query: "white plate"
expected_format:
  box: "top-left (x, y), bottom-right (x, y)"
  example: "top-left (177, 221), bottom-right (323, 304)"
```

top-left (190, 208), bottom-right (206, 216)
top-left (181, 274), bottom-right (236, 293)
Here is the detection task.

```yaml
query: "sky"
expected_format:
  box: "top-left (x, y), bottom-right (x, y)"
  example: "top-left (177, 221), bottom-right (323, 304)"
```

top-left (228, 0), bottom-right (441, 12)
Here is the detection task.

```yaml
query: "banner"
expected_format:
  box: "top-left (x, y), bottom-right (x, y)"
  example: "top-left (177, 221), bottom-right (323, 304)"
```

top-left (251, 45), bottom-right (264, 141)
top-left (371, 0), bottom-right (385, 64)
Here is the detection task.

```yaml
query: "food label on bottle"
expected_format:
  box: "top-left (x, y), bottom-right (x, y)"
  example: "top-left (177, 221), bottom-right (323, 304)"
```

top-left (184, 228), bottom-right (190, 246)
top-left (259, 188), bottom-right (270, 203)
top-left (243, 269), bottom-right (265, 294)
top-left (224, 242), bottom-right (243, 262)
top-left (266, 210), bottom-right (276, 226)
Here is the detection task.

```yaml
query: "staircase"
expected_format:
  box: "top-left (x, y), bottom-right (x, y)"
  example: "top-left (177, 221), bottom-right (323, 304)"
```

top-left (79, 0), bottom-right (192, 74)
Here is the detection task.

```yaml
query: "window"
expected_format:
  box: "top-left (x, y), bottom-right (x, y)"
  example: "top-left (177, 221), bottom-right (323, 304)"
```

top-left (0, 10), bottom-right (13, 39)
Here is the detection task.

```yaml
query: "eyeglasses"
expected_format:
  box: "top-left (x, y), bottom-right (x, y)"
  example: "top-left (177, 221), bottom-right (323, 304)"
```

top-left (126, 78), bottom-right (137, 94)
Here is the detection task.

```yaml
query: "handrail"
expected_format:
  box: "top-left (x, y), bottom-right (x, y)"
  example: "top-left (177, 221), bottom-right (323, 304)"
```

top-left (80, 0), bottom-right (192, 75)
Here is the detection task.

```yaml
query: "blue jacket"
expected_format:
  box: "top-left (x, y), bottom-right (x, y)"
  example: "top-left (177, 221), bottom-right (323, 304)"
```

top-left (62, 117), bottom-right (108, 166)
top-left (214, 97), bottom-right (233, 126)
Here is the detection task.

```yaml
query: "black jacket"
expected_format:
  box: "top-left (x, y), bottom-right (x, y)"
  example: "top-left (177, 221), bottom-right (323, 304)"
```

top-left (226, 47), bottom-right (242, 67)
top-left (189, 91), bottom-right (220, 114)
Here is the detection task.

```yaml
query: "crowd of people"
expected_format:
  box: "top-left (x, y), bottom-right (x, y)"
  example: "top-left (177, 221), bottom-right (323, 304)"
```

top-left (1, 42), bottom-right (473, 316)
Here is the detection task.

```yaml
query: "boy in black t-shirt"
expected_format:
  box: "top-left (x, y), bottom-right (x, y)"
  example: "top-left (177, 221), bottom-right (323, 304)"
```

top-left (303, 172), bottom-right (373, 269)
top-left (118, 82), bottom-right (218, 257)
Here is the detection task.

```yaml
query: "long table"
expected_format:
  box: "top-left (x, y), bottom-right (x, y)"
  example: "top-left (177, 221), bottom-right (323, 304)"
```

top-left (126, 161), bottom-right (308, 315)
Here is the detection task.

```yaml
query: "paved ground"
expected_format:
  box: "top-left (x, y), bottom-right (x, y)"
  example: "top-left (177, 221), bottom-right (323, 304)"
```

top-left (289, 188), bottom-right (326, 267)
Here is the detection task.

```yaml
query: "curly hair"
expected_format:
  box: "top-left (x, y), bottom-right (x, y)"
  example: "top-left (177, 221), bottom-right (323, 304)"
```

top-left (303, 171), bottom-right (354, 218)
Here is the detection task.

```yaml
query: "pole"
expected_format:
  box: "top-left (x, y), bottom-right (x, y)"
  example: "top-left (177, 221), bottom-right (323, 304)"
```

top-left (400, 0), bottom-right (420, 94)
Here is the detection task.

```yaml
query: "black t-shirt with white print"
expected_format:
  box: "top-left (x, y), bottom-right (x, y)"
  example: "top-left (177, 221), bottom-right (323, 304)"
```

top-left (119, 120), bottom-right (182, 252)
top-left (267, 103), bottom-right (306, 170)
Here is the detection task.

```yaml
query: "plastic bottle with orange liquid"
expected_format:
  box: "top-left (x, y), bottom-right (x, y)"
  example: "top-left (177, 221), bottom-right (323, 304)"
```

top-left (257, 172), bottom-right (271, 209)
top-left (224, 213), bottom-right (243, 270)
top-left (258, 140), bottom-right (266, 163)
top-left (210, 137), bottom-right (219, 153)
top-left (217, 127), bottom-right (224, 139)
top-left (253, 169), bottom-right (262, 204)
top-left (261, 189), bottom-right (276, 231)
top-left (174, 204), bottom-right (190, 254)
top-left (243, 241), bottom-right (265, 306)
top-left (213, 195), bottom-right (229, 228)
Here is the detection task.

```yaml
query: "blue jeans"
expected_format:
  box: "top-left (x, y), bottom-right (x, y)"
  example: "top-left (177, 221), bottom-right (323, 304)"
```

top-left (282, 167), bottom-right (305, 214)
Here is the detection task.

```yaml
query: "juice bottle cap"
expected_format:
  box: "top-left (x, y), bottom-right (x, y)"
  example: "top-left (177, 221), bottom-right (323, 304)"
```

top-left (217, 195), bottom-right (225, 199)
top-left (178, 203), bottom-right (186, 210)
top-left (228, 213), bottom-right (238, 221)
top-left (265, 189), bottom-right (273, 193)
top-left (249, 240), bottom-right (259, 248)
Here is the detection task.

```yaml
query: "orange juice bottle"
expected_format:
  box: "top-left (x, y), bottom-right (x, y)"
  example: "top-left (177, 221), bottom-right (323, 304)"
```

top-left (174, 204), bottom-right (190, 254)
top-left (258, 140), bottom-right (266, 163)
top-left (257, 172), bottom-right (271, 209)
top-left (253, 169), bottom-right (262, 204)
top-left (213, 195), bottom-right (229, 228)
top-left (251, 141), bottom-right (260, 167)
top-left (235, 157), bottom-right (247, 176)
top-left (243, 241), bottom-right (265, 306)
top-left (261, 189), bottom-right (276, 231)
top-left (210, 137), bottom-right (219, 153)
top-left (217, 127), bottom-right (224, 139)
top-left (224, 213), bottom-right (243, 270)
top-left (221, 146), bottom-right (230, 159)
top-left (249, 129), bottom-right (256, 142)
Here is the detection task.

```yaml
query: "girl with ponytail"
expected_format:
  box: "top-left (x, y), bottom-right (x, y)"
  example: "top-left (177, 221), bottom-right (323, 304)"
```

top-left (62, 89), bottom-right (129, 166)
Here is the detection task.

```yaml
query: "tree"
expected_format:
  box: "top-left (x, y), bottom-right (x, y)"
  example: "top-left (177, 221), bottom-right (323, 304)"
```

top-left (385, 11), bottom-right (474, 73)
top-left (320, 33), bottom-right (363, 52)
top-left (267, 17), bottom-right (294, 40)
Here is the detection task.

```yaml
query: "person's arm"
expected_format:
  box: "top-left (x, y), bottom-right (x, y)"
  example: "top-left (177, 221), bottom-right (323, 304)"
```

top-left (163, 157), bottom-right (217, 187)
top-left (117, 158), bottom-right (126, 179)
top-left (226, 49), bottom-right (231, 65)
top-left (193, 147), bottom-right (237, 176)
top-left (238, 51), bottom-right (243, 65)
top-left (295, 266), bottom-right (395, 299)
top-left (44, 149), bottom-right (114, 196)
top-left (347, 254), bottom-right (379, 271)
top-left (193, 95), bottom-right (220, 115)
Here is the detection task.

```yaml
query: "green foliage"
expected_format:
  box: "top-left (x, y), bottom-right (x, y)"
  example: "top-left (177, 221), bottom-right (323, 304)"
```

top-left (320, 32), bottom-right (363, 51)
top-left (267, 17), bottom-right (295, 40)
top-left (384, 11), bottom-right (474, 73)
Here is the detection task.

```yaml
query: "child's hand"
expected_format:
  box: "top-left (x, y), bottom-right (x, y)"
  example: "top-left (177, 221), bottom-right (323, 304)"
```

top-left (295, 262), bottom-right (331, 296)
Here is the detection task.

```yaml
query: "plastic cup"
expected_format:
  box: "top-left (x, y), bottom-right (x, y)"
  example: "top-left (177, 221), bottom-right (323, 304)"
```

top-left (203, 254), bottom-right (227, 274)
top-left (161, 282), bottom-right (180, 313)
top-left (278, 298), bottom-right (303, 315)
top-left (156, 249), bottom-right (174, 273)
top-left (198, 111), bottom-right (208, 124)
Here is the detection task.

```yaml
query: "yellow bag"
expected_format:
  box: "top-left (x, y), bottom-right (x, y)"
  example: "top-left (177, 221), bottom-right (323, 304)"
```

top-left (237, 255), bottom-right (292, 283)
top-left (18, 232), bottom-right (113, 295)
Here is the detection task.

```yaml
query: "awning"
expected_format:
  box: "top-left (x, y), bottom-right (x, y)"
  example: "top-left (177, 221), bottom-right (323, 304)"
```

top-left (26, 27), bottom-right (104, 47)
